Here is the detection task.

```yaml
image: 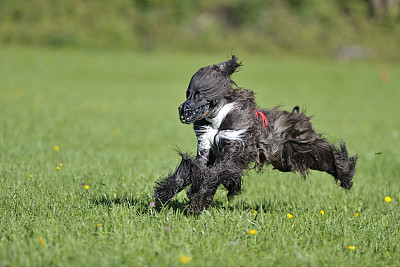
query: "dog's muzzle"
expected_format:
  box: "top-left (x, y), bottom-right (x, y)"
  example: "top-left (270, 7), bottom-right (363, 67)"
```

top-left (178, 100), bottom-right (209, 124)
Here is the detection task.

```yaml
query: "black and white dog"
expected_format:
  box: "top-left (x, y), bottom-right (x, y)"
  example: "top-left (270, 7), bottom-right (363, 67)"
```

top-left (154, 56), bottom-right (358, 214)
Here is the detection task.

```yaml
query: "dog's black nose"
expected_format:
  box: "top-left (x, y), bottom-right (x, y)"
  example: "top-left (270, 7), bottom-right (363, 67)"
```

top-left (178, 100), bottom-right (208, 124)
top-left (178, 100), bottom-right (196, 124)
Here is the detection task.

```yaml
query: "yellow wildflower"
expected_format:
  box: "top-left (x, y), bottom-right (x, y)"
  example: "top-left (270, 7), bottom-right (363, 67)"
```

top-left (348, 246), bottom-right (355, 250)
top-left (39, 237), bottom-right (46, 246)
top-left (179, 255), bottom-right (192, 264)
top-left (320, 210), bottom-right (325, 215)
top-left (113, 128), bottom-right (121, 136)
top-left (122, 177), bottom-right (125, 180)
top-left (287, 213), bottom-right (293, 219)
top-left (249, 229), bottom-right (257, 235)
top-left (96, 224), bottom-right (101, 227)
top-left (85, 185), bottom-right (89, 190)
top-left (56, 167), bottom-right (60, 170)
top-left (355, 213), bottom-right (360, 217)
top-left (253, 211), bottom-right (258, 216)
top-left (385, 196), bottom-right (392, 203)
top-left (15, 89), bottom-right (24, 98)
top-left (101, 102), bottom-right (110, 112)
top-left (29, 174), bottom-right (33, 178)
top-left (59, 163), bottom-right (62, 166)
top-left (54, 145), bottom-right (60, 152)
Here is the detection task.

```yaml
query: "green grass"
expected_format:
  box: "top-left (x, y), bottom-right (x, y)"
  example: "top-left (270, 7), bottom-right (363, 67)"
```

top-left (0, 46), bottom-right (399, 267)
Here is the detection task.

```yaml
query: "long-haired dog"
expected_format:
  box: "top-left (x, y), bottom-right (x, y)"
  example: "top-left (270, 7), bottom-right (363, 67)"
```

top-left (154, 56), bottom-right (358, 214)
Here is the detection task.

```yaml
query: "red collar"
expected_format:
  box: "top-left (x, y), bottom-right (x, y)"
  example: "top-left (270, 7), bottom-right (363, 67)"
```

top-left (254, 110), bottom-right (268, 128)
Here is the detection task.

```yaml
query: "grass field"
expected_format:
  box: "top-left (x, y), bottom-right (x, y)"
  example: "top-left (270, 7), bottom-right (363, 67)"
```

top-left (0, 46), bottom-right (399, 267)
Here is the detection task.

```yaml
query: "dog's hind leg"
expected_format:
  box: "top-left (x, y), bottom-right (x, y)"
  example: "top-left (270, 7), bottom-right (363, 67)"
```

top-left (319, 141), bottom-right (358, 189)
top-left (264, 109), bottom-right (358, 189)
top-left (154, 153), bottom-right (194, 204)
top-left (273, 138), bottom-right (358, 189)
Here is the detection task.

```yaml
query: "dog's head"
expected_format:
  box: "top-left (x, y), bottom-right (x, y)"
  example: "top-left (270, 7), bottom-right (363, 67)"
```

top-left (178, 55), bottom-right (242, 124)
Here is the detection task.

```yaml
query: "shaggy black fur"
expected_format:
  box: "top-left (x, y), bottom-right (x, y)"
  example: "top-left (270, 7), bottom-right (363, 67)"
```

top-left (154, 56), bottom-right (358, 214)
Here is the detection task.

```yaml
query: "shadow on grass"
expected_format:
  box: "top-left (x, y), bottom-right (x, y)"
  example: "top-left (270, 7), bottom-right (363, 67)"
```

top-left (92, 194), bottom-right (190, 215)
top-left (211, 198), bottom-right (293, 214)
top-left (92, 194), bottom-right (288, 215)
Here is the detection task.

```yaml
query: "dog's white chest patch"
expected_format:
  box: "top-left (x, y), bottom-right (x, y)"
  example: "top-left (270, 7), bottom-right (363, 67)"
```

top-left (194, 102), bottom-right (246, 156)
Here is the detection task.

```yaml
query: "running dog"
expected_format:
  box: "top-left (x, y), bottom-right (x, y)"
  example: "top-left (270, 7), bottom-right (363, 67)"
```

top-left (154, 56), bottom-right (358, 214)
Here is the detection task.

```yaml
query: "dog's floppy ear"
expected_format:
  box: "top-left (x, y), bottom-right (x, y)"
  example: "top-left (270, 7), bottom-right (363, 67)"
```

top-left (214, 55), bottom-right (242, 76)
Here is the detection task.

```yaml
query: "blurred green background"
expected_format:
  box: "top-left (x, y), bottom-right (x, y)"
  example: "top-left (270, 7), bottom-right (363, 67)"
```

top-left (1, 0), bottom-right (399, 60)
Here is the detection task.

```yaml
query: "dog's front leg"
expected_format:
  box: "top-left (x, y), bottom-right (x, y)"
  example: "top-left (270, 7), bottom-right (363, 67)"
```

top-left (188, 173), bottom-right (220, 214)
top-left (154, 153), bottom-right (195, 204)
top-left (184, 153), bottom-right (216, 214)
top-left (189, 139), bottom-right (246, 214)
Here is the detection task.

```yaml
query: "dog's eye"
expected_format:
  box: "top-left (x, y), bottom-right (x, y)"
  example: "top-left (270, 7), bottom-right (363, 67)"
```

top-left (194, 92), bottom-right (201, 99)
